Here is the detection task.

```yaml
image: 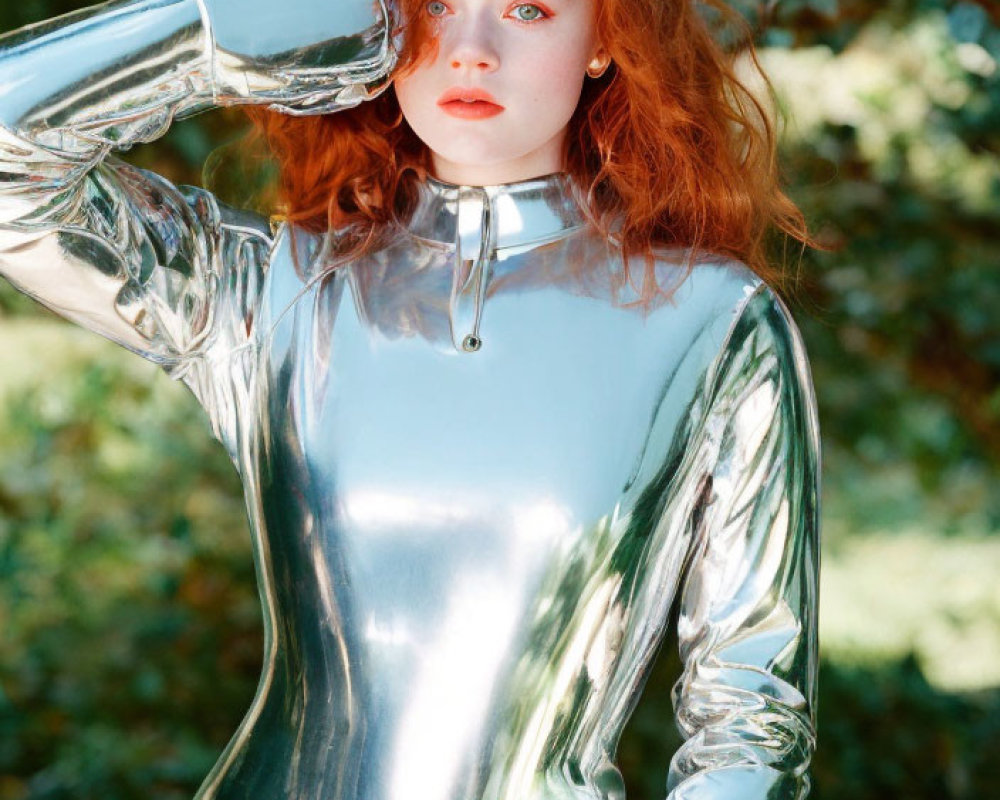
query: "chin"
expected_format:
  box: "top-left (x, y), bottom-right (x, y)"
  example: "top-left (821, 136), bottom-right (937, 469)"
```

top-left (432, 147), bottom-right (521, 171)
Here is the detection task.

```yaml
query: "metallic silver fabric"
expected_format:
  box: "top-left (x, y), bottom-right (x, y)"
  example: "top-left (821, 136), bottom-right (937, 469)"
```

top-left (0, 3), bottom-right (820, 799)
top-left (0, 0), bottom-right (393, 150)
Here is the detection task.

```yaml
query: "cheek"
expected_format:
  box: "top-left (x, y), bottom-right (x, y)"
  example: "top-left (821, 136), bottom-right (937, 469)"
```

top-left (394, 72), bottom-right (437, 133)
top-left (393, 71), bottom-right (425, 111)
top-left (511, 44), bottom-right (587, 114)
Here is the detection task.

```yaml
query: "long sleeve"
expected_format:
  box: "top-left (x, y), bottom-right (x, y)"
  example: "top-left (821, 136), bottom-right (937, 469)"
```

top-left (0, 0), bottom-right (394, 450)
top-left (0, 0), bottom-right (221, 369)
top-left (667, 285), bottom-right (821, 799)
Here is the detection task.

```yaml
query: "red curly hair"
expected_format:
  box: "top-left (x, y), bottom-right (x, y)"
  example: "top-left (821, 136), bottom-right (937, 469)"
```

top-left (246, 0), bottom-right (810, 296)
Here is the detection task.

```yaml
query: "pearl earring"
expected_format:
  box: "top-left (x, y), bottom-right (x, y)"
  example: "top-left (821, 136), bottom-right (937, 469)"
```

top-left (586, 54), bottom-right (611, 79)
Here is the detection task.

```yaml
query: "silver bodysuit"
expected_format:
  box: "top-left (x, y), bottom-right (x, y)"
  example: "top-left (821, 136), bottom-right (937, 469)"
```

top-left (0, 1), bottom-right (820, 799)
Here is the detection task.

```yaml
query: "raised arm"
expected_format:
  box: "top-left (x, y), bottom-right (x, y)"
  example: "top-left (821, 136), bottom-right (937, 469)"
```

top-left (0, 0), bottom-right (395, 454)
top-left (667, 285), bottom-right (821, 799)
top-left (0, 0), bottom-right (395, 364)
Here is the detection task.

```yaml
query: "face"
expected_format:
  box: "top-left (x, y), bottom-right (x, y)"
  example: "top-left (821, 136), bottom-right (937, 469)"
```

top-left (393, 0), bottom-right (603, 186)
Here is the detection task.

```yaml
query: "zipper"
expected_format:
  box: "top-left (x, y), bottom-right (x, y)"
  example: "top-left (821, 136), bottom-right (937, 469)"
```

top-left (449, 185), bottom-right (497, 353)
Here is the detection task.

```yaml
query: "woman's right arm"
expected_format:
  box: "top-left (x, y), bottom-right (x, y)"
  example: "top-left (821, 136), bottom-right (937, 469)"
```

top-left (0, 0), bottom-right (395, 369)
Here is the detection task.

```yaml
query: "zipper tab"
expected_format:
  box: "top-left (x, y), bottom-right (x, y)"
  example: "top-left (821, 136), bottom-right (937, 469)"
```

top-left (449, 186), bottom-right (496, 353)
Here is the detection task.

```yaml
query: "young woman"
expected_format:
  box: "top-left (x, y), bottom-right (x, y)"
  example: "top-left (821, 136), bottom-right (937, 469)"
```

top-left (0, 0), bottom-right (820, 798)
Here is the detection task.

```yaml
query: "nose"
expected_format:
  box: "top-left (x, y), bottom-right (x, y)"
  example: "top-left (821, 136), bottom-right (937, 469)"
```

top-left (443, 13), bottom-right (500, 72)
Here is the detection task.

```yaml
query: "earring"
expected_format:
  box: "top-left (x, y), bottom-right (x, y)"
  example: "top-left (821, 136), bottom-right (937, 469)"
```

top-left (586, 54), bottom-right (611, 79)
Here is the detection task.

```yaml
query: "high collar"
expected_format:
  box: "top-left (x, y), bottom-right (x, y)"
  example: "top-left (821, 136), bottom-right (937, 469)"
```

top-left (406, 171), bottom-right (590, 251)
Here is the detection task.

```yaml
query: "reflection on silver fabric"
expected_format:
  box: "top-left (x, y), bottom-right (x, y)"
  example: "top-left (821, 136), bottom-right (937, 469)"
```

top-left (0, 2), bottom-right (820, 799)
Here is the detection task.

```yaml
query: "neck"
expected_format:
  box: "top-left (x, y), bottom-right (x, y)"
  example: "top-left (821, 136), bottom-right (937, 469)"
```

top-left (429, 135), bottom-right (567, 187)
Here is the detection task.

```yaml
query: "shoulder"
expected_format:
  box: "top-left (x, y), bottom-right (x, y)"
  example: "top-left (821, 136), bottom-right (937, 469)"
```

top-left (249, 220), bottom-right (347, 330)
top-left (264, 219), bottom-right (335, 288)
top-left (635, 249), bottom-right (813, 390)
top-left (677, 259), bottom-right (817, 434)
top-left (636, 250), bottom-right (768, 349)
top-left (214, 200), bottom-right (274, 244)
top-left (669, 254), bottom-right (764, 316)
top-left (613, 243), bottom-right (765, 318)
top-left (648, 250), bottom-right (805, 339)
top-left (687, 258), bottom-right (809, 383)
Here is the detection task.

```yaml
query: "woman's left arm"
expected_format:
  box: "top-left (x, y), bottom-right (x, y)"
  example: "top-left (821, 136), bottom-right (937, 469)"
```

top-left (667, 285), bottom-right (821, 800)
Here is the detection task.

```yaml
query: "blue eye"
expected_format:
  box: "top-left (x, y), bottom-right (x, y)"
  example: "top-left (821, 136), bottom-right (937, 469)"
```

top-left (427, 0), bottom-right (447, 16)
top-left (511, 3), bottom-right (545, 21)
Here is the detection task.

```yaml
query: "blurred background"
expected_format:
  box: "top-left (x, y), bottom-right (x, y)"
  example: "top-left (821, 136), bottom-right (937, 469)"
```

top-left (1, 0), bottom-right (998, 797)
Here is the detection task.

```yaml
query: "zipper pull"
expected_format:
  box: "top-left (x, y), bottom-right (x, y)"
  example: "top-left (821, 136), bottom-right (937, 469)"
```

top-left (449, 186), bottom-right (496, 353)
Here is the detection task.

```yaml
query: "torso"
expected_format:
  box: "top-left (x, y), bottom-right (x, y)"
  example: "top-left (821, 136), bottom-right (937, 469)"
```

top-left (194, 176), bottom-right (760, 800)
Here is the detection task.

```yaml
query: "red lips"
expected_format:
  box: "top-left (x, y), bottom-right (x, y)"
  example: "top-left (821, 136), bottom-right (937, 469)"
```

top-left (437, 86), bottom-right (505, 120)
top-left (437, 87), bottom-right (503, 107)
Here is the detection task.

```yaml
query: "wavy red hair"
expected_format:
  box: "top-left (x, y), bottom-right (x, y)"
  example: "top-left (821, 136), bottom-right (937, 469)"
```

top-left (245, 0), bottom-right (810, 297)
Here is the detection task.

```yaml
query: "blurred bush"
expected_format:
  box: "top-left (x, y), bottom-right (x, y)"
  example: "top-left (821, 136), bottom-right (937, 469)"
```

top-left (770, 0), bottom-right (1000, 542)
top-left (0, 355), bottom-right (258, 800)
top-left (1, 0), bottom-right (999, 798)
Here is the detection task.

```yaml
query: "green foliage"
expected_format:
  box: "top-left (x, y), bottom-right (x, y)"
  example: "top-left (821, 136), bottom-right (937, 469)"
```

top-left (770, 1), bottom-right (1000, 536)
top-left (812, 657), bottom-right (1000, 799)
top-left (0, 355), bottom-right (258, 799)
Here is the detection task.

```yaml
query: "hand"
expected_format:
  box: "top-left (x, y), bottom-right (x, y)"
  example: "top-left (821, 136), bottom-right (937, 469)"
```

top-left (199, 0), bottom-right (397, 113)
